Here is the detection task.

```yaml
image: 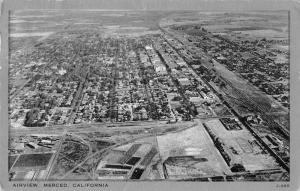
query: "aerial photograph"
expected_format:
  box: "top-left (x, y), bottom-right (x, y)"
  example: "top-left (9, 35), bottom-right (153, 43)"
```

top-left (8, 9), bottom-right (289, 181)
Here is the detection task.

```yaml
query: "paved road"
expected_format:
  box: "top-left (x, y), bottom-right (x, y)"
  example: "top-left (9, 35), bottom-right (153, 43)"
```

top-left (58, 121), bottom-right (197, 180)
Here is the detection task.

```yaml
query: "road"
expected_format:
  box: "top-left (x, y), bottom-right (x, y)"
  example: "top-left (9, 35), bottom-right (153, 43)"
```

top-left (157, 26), bottom-right (290, 172)
top-left (58, 121), bottom-right (197, 180)
top-left (44, 130), bottom-right (67, 180)
top-left (9, 120), bottom-right (175, 136)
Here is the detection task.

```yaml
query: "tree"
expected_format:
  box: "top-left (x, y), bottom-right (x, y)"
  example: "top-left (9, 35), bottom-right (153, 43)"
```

top-left (231, 163), bottom-right (246, 172)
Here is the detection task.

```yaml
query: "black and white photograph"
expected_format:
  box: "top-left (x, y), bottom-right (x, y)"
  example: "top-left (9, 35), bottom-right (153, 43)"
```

top-left (1, 0), bottom-right (300, 190)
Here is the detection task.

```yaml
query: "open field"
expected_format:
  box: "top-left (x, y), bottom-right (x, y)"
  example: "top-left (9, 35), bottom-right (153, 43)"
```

top-left (161, 11), bottom-right (288, 37)
top-left (157, 122), bottom-right (230, 179)
top-left (10, 10), bottom-right (170, 40)
top-left (11, 153), bottom-right (53, 171)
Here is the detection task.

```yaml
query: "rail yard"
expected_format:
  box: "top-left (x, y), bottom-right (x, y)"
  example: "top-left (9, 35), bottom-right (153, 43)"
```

top-left (9, 10), bottom-right (289, 181)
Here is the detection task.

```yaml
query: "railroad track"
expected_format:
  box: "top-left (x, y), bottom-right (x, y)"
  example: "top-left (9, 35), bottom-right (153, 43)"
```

top-left (158, 28), bottom-right (290, 173)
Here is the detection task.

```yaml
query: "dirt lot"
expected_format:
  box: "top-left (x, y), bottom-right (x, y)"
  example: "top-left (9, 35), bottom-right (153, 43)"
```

top-left (204, 119), bottom-right (279, 171)
top-left (157, 121), bottom-right (230, 178)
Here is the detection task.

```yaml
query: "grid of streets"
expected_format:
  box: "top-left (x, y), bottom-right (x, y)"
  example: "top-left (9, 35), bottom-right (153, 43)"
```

top-left (9, 10), bottom-right (289, 181)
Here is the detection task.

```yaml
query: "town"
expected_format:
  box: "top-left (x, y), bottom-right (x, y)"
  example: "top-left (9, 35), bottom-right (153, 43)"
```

top-left (10, 33), bottom-right (231, 127)
top-left (9, 10), bottom-right (289, 181)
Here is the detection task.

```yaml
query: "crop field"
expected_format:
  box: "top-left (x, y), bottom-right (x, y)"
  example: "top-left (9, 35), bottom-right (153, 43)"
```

top-left (10, 10), bottom-right (170, 40)
top-left (118, 144), bottom-right (142, 164)
top-left (94, 135), bottom-right (162, 180)
top-left (139, 147), bottom-right (157, 167)
top-left (132, 143), bottom-right (153, 157)
top-left (126, 157), bottom-right (141, 166)
top-left (101, 138), bottom-right (157, 166)
top-left (11, 153), bottom-right (53, 170)
top-left (162, 11), bottom-right (288, 34)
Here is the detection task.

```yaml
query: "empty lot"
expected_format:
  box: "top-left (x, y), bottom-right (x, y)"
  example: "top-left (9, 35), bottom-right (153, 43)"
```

top-left (157, 120), bottom-right (230, 178)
